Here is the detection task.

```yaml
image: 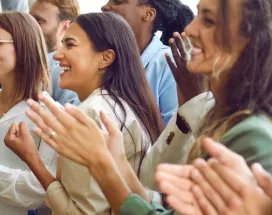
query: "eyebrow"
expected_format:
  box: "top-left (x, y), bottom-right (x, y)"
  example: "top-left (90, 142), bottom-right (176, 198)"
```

top-left (62, 37), bottom-right (77, 43)
top-left (197, 4), bottom-right (216, 15)
top-left (32, 15), bottom-right (46, 21)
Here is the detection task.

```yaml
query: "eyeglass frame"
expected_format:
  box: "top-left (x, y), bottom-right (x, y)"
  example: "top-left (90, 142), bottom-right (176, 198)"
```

top-left (0, 40), bottom-right (14, 43)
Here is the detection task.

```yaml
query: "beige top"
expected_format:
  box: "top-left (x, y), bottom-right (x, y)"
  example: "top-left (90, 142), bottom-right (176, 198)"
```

top-left (45, 89), bottom-right (151, 215)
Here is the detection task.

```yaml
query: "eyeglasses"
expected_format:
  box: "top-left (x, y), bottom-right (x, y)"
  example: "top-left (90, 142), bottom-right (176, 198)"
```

top-left (0, 40), bottom-right (14, 43)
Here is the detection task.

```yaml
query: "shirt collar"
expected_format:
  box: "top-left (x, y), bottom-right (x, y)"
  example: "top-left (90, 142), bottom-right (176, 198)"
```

top-left (141, 35), bottom-right (168, 68)
top-left (0, 91), bottom-right (50, 123)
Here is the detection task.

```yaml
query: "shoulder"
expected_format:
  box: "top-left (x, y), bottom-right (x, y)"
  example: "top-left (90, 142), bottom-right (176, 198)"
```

top-left (78, 90), bottom-right (142, 129)
top-left (221, 114), bottom-right (272, 172)
top-left (221, 114), bottom-right (272, 143)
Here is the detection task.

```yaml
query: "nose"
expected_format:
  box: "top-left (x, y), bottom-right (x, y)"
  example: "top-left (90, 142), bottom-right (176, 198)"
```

top-left (101, 2), bottom-right (111, 12)
top-left (53, 47), bottom-right (64, 61)
top-left (184, 17), bottom-right (199, 39)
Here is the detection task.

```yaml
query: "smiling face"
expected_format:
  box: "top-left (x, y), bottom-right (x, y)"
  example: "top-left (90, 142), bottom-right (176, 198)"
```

top-left (53, 22), bottom-right (104, 100)
top-left (185, 0), bottom-right (248, 76)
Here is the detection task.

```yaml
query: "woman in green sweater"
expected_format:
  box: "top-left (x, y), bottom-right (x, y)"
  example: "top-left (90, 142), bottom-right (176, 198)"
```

top-left (5, 0), bottom-right (272, 214)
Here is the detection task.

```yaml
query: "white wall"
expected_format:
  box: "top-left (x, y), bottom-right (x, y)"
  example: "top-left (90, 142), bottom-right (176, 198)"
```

top-left (78, 0), bottom-right (198, 14)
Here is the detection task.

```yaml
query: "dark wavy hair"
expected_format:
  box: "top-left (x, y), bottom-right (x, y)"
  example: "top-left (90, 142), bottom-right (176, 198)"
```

top-left (139, 0), bottom-right (194, 45)
top-left (75, 12), bottom-right (164, 175)
top-left (187, 0), bottom-right (272, 163)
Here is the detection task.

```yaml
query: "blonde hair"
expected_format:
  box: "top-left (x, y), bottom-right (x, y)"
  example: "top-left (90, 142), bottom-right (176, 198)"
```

top-left (38, 0), bottom-right (80, 21)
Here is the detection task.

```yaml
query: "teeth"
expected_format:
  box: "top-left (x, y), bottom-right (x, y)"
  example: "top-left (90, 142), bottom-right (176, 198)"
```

top-left (192, 46), bottom-right (202, 54)
top-left (60, 66), bottom-right (71, 74)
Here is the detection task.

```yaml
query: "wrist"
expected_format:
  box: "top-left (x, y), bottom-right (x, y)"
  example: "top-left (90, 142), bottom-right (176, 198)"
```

top-left (24, 152), bottom-right (40, 165)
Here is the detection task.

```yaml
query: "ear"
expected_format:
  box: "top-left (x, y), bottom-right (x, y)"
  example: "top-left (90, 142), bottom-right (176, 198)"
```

top-left (142, 6), bottom-right (156, 22)
top-left (99, 49), bottom-right (115, 70)
top-left (62, 20), bottom-right (71, 32)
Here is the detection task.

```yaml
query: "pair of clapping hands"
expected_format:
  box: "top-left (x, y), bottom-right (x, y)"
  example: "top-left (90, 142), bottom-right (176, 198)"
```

top-left (156, 138), bottom-right (272, 215)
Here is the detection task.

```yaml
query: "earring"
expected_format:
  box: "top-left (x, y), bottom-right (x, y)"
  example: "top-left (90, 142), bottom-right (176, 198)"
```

top-left (97, 68), bottom-right (105, 75)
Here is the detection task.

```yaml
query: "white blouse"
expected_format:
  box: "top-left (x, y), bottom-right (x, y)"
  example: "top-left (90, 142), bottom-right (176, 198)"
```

top-left (0, 92), bottom-right (57, 215)
top-left (46, 88), bottom-right (152, 215)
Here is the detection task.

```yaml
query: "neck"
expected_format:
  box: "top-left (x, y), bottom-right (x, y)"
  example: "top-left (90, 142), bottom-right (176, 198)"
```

top-left (0, 77), bottom-right (22, 113)
top-left (134, 28), bottom-right (153, 54)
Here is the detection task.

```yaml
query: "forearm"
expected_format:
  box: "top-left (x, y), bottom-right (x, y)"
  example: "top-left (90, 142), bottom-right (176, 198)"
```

top-left (118, 158), bottom-right (149, 202)
top-left (88, 153), bottom-right (135, 215)
top-left (27, 154), bottom-right (56, 191)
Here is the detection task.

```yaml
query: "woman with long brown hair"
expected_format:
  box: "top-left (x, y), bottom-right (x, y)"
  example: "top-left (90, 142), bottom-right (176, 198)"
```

top-left (0, 12), bottom-right (57, 215)
top-left (5, 12), bottom-right (164, 215)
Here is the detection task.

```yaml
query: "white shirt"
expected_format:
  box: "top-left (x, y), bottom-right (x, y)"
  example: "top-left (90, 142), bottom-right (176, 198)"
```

top-left (0, 92), bottom-right (57, 215)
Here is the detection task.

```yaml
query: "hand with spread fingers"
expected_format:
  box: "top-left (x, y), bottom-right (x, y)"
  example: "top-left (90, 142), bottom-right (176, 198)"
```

top-left (4, 122), bottom-right (39, 163)
top-left (26, 94), bottom-right (125, 168)
top-left (166, 32), bottom-right (204, 105)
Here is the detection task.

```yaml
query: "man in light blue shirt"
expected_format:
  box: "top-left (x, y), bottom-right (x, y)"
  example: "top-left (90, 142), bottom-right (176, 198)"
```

top-left (102, 0), bottom-right (193, 125)
top-left (1, 0), bottom-right (29, 12)
top-left (141, 35), bottom-right (178, 125)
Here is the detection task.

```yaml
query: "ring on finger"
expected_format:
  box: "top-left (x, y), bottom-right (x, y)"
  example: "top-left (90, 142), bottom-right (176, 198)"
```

top-left (49, 130), bottom-right (57, 138)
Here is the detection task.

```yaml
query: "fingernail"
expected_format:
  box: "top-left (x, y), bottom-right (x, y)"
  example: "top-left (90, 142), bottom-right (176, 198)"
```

top-left (191, 169), bottom-right (201, 179)
top-left (194, 158), bottom-right (206, 168)
top-left (253, 163), bottom-right (264, 173)
top-left (65, 103), bottom-right (74, 111)
top-left (27, 99), bottom-right (35, 106)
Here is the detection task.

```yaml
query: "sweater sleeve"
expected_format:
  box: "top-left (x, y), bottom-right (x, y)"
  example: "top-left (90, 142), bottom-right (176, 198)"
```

top-left (119, 194), bottom-right (178, 215)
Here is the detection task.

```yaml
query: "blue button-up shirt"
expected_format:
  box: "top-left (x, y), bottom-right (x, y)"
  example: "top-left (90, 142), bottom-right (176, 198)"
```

top-left (141, 35), bottom-right (178, 125)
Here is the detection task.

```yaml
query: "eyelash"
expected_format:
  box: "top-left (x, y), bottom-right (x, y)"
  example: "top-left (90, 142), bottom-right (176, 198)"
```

top-left (203, 17), bottom-right (215, 25)
top-left (110, 0), bottom-right (123, 5)
top-left (66, 43), bottom-right (75, 49)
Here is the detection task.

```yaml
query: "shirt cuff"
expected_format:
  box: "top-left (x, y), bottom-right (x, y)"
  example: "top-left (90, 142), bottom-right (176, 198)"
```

top-left (177, 92), bottom-right (214, 133)
top-left (119, 194), bottom-right (172, 215)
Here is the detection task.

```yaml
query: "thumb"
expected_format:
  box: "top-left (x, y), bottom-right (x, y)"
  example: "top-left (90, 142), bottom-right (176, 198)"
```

top-left (19, 122), bottom-right (31, 137)
top-left (202, 137), bottom-right (244, 166)
top-left (5, 123), bottom-right (18, 140)
top-left (100, 111), bottom-right (120, 137)
top-left (251, 163), bottom-right (272, 198)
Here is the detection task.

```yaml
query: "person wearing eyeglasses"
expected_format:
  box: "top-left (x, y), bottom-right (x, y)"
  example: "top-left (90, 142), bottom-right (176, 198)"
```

top-left (0, 12), bottom-right (57, 215)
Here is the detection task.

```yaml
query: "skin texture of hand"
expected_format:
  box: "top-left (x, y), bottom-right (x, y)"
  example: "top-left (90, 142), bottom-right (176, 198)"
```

top-left (252, 163), bottom-right (272, 198)
top-left (4, 122), bottom-right (39, 163)
top-left (189, 138), bottom-right (272, 215)
top-left (154, 137), bottom-right (258, 215)
top-left (166, 32), bottom-right (204, 106)
top-left (192, 159), bottom-right (272, 215)
top-left (26, 94), bottom-right (126, 167)
top-left (155, 164), bottom-right (202, 215)
top-left (4, 121), bottom-right (56, 191)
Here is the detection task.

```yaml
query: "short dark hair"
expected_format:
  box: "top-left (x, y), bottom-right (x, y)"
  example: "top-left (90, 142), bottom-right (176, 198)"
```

top-left (140, 0), bottom-right (194, 45)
